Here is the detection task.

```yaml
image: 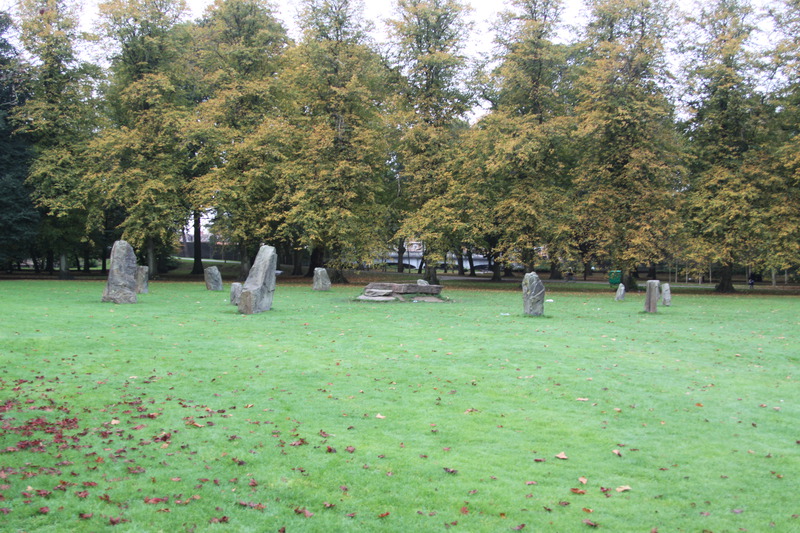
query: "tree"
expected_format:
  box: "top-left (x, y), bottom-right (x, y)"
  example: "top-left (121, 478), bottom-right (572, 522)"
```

top-left (90, 0), bottom-right (193, 276)
top-left (571, 0), bottom-right (684, 285)
top-left (764, 0), bottom-right (800, 275)
top-left (389, 0), bottom-right (473, 281)
top-left (188, 0), bottom-right (291, 279)
top-left (12, 0), bottom-right (101, 277)
top-left (274, 0), bottom-right (394, 277)
top-left (0, 12), bottom-right (38, 270)
top-left (681, 0), bottom-right (766, 291)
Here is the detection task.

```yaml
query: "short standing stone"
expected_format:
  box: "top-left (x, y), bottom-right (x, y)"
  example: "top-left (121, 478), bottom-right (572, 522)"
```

top-left (136, 266), bottom-right (149, 294)
top-left (614, 283), bottom-right (625, 301)
top-left (313, 267), bottom-right (331, 291)
top-left (205, 266), bottom-right (223, 291)
top-left (102, 240), bottom-right (138, 304)
top-left (644, 280), bottom-right (660, 313)
top-left (230, 282), bottom-right (243, 305)
top-left (238, 245), bottom-right (277, 314)
top-left (522, 272), bottom-right (546, 316)
top-left (417, 279), bottom-right (429, 286)
top-left (661, 283), bottom-right (672, 307)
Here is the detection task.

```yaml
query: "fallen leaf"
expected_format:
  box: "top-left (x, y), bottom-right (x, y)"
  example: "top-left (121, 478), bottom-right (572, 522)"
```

top-left (583, 519), bottom-right (599, 527)
top-left (579, 476), bottom-right (588, 485)
top-left (512, 525), bottom-right (526, 530)
top-left (583, 508), bottom-right (593, 513)
top-left (378, 511), bottom-right (390, 518)
top-left (616, 486), bottom-right (632, 492)
top-left (571, 488), bottom-right (586, 495)
top-left (376, 414), bottom-right (386, 419)
top-left (555, 452), bottom-right (568, 460)
top-left (460, 506), bottom-right (469, 515)
top-left (613, 449), bottom-right (622, 457)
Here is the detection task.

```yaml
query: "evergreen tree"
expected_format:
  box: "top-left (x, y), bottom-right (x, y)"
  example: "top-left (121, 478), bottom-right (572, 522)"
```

top-left (12, 0), bottom-right (101, 277)
top-left (0, 12), bottom-right (38, 270)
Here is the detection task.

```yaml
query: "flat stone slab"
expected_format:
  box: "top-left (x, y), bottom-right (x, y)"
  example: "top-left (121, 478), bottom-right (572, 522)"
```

top-left (364, 282), bottom-right (443, 295)
top-left (359, 282), bottom-right (444, 302)
top-left (357, 295), bottom-right (398, 302)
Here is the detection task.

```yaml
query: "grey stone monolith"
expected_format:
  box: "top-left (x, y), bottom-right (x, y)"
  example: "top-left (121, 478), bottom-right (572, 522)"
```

top-left (614, 283), bottom-right (625, 301)
top-left (102, 240), bottom-right (138, 304)
top-left (205, 266), bottom-right (223, 291)
top-left (522, 272), bottom-right (546, 316)
top-left (417, 279), bottom-right (430, 286)
top-left (136, 266), bottom-right (149, 294)
top-left (313, 267), bottom-right (331, 291)
top-left (230, 282), bottom-right (243, 305)
top-left (238, 245), bottom-right (277, 314)
top-left (644, 280), bottom-right (660, 313)
top-left (661, 283), bottom-right (672, 307)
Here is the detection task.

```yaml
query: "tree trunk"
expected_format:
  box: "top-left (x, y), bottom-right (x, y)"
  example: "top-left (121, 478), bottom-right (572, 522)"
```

top-left (715, 263), bottom-right (736, 293)
top-left (46, 250), bottom-right (54, 274)
top-left (583, 262), bottom-right (592, 281)
top-left (424, 265), bottom-right (439, 284)
top-left (417, 255), bottom-right (425, 275)
top-left (329, 269), bottom-right (349, 284)
top-left (146, 238), bottom-right (156, 279)
top-left (491, 261), bottom-right (503, 282)
top-left (549, 260), bottom-right (563, 280)
top-left (306, 246), bottom-right (324, 277)
top-left (455, 251), bottom-right (465, 276)
top-left (397, 239), bottom-right (406, 273)
top-left (190, 212), bottom-right (204, 275)
top-left (467, 250), bottom-right (476, 277)
top-left (291, 249), bottom-right (303, 276)
top-left (239, 244), bottom-right (251, 281)
top-left (83, 248), bottom-right (92, 273)
top-left (647, 263), bottom-right (657, 280)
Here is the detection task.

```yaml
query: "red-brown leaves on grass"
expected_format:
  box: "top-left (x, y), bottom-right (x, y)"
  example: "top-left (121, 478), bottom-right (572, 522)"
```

top-left (345, 446), bottom-right (356, 453)
top-left (294, 507), bottom-right (314, 518)
top-left (319, 430), bottom-right (330, 438)
top-left (1, 508), bottom-right (11, 514)
top-left (238, 501), bottom-right (266, 510)
top-left (108, 516), bottom-right (128, 526)
top-left (75, 490), bottom-right (89, 498)
top-left (144, 496), bottom-right (169, 504)
top-left (326, 446), bottom-right (337, 453)
top-left (555, 452), bottom-right (568, 460)
top-left (78, 512), bottom-right (92, 519)
top-left (209, 516), bottom-right (229, 523)
top-left (512, 525), bottom-right (526, 531)
top-left (583, 518), bottom-right (599, 527)
top-left (460, 506), bottom-right (469, 515)
top-left (571, 489), bottom-right (587, 495)
top-left (443, 468), bottom-right (458, 475)
top-left (290, 438), bottom-right (308, 447)
top-left (38, 506), bottom-right (49, 514)
top-left (323, 502), bottom-right (336, 509)
top-left (378, 511), bottom-right (390, 518)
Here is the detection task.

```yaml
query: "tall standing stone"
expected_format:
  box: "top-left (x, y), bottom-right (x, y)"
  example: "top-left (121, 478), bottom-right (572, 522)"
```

top-left (522, 272), bottom-right (546, 316)
top-left (230, 282), bottom-right (243, 305)
top-left (661, 283), bottom-right (672, 307)
top-left (102, 240), bottom-right (138, 304)
top-left (614, 283), bottom-right (625, 301)
top-left (204, 266), bottom-right (223, 291)
top-left (136, 266), bottom-right (149, 294)
top-left (313, 267), bottom-right (331, 291)
top-left (238, 245), bottom-right (277, 314)
top-left (644, 280), bottom-right (660, 313)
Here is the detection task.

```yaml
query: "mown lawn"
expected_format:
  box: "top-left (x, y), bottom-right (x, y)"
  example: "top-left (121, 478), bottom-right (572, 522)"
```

top-left (1, 280), bottom-right (798, 532)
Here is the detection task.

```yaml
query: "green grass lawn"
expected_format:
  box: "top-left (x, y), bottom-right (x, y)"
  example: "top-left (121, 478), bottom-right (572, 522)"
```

top-left (1, 280), bottom-right (798, 532)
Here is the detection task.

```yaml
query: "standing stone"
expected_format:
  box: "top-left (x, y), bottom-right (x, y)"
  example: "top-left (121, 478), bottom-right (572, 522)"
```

top-left (204, 266), bottom-right (223, 291)
top-left (238, 245), bottom-right (277, 314)
top-left (313, 267), bottom-right (331, 291)
top-left (230, 282), bottom-right (243, 305)
top-left (522, 272), bottom-right (546, 316)
top-left (644, 280), bottom-right (660, 313)
top-left (614, 283), bottom-right (625, 301)
top-left (102, 240), bottom-right (138, 304)
top-left (416, 279), bottom-right (430, 286)
top-left (136, 266), bottom-right (149, 294)
top-left (661, 283), bottom-right (672, 307)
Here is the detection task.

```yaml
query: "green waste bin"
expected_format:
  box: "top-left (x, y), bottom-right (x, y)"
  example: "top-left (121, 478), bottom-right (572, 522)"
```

top-left (608, 270), bottom-right (622, 288)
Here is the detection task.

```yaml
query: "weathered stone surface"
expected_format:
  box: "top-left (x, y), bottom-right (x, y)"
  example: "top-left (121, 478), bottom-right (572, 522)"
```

top-left (102, 240), bottom-right (138, 304)
top-left (230, 282), bottom-right (243, 305)
top-left (644, 280), bottom-right (660, 313)
top-left (358, 282), bottom-right (444, 302)
top-left (364, 288), bottom-right (394, 297)
top-left (417, 279), bottom-right (429, 286)
top-left (313, 268), bottom-right (331, 291)
top-left (614, 283), bottom-right (625, 301)
top-left (136, 266), bottom-right (149, 294)
top-left (205, 266), bottom-right (223, 291)
top-left (522, 272), bottom-right (545, 316)
top-left (357, 295), bottom-right (397, 302)
top-left (661, 283), bottom-right (672, 307)
top-left (238, 245), bottom-right (277, 314)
